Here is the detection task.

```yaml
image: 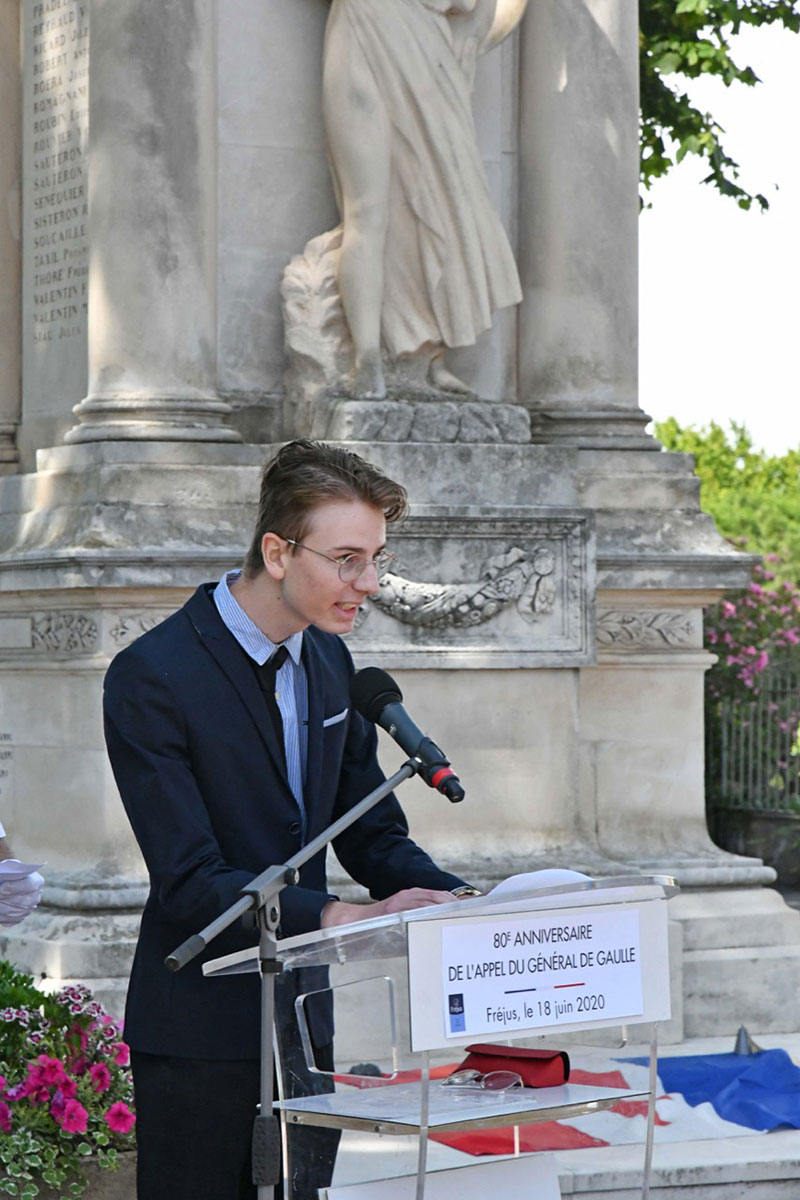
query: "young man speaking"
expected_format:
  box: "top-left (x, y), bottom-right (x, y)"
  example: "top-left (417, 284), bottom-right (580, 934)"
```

top-left (104, 440), bottom-right (472, 1200)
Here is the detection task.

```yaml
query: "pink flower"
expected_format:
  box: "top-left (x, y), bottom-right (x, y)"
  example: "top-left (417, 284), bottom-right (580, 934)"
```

top-left (753, 650), bottom-right (769, 673)
top-left (786, 629), bottom-right (799, 645)
top-left (111, 1042), bottom-right (130, 1067)
top-left (0, 1101), bottom-right (11, 1133)
top-left (89, 1062), bottom-right (112, 1093)
top-left (707, 629), bottom-right (718, 644)
top-left (70, 1055), bottom-right (88, 1077)
top-left (30, 1055), bottom-right (67, 1088)
top-left (104, 1101), bottom-right (136, 1134)
top-left (721, 601), bottom-right (736, 618)
top-left (0, 1074), bottom-right (6, 1095)
top-left (56, 1098), bottom-right (89, 1134)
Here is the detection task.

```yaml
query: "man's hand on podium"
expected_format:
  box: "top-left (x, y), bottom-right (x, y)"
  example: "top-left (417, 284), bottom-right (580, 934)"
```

top-left (320, 887), bottom-right (457, 928)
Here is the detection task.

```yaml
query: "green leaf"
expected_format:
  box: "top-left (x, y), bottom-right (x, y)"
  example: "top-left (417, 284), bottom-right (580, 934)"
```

top-left (639, 0), bottom-right (800, 208)
top-left (654, 51), bottom-right (683, 72)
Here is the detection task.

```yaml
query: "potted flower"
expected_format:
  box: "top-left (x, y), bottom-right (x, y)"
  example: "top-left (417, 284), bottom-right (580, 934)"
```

top-left (0, 961), bottom-right (136, 1199)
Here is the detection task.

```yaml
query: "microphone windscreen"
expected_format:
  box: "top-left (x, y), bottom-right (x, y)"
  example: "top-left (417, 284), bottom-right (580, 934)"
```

top-left (350, 667), bottom-right (403, 723)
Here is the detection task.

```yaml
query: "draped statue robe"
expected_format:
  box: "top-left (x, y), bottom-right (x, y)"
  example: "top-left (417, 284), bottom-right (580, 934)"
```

top-left (324, 0), bottom-right (522, 360)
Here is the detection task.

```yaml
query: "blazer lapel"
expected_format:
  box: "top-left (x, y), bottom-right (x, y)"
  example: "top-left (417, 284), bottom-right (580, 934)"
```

top-left (183, 585), bottom-right (292, 787)
top-left (302, 632), bottom-right (325, 827)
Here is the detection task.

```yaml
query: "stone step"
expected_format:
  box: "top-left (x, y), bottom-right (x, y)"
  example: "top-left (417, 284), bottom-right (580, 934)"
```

top-left (671, 887), bottom-right (800, 951)
top-left (556, 1130), bottom-right (800, 1199)
top-left (683, 944), bottom-right (800, 1037)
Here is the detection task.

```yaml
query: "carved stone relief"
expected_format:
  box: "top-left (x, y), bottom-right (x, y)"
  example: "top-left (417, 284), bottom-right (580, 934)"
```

top-left (31, 613), bottom-right (99, 654)
top-left (349, 512), bottom-right (594, 666)
top-left (109, 612), bottom-right (175, 650)
top-left (372, 545), bottom-right (557, 630)
top-left (596, 609), bottom-right (697, 650)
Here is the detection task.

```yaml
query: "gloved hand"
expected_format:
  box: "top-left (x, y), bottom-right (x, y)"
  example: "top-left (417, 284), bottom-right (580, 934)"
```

top-left (0, 866), bottom-right (44, 926)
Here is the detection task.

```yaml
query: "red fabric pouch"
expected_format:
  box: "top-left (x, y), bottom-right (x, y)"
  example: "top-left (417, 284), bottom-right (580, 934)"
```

top-left (453, 1043), bottom-right (570, 1088)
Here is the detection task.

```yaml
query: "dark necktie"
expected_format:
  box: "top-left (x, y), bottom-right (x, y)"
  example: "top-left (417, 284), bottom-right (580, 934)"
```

top-left (256, 645), bottom-right (290, 766)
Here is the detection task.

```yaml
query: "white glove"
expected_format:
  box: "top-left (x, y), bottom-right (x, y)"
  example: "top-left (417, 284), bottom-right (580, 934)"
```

top-left (0, 866), bottom-right (45, 926)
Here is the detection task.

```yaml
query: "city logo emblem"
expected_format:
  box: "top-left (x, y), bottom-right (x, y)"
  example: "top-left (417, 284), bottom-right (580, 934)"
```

top-left (448, 993), bottom-right (465, 1033)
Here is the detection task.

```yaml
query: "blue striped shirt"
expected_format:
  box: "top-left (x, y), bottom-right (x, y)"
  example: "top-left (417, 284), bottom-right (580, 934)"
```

top-left (213, 571), bottom-right (308, 840)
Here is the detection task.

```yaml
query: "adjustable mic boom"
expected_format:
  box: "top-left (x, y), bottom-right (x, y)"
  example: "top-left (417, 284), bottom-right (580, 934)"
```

top-left (350, 667), bottom-right (465, 803)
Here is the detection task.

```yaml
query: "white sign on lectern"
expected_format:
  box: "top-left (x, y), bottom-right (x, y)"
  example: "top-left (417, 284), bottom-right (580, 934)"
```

top-left (405, 883), bottom-right (670, 1052)
top-left (438, 905), bottom-right (643, 1039)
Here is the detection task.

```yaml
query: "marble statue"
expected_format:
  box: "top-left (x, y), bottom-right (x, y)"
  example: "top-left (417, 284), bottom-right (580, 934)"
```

top-left (282, 0), bottom-right (529, 408)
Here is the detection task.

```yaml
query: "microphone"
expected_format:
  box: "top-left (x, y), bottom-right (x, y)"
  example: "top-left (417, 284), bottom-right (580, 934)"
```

top-left (350, 667), bottom-right (465, 803)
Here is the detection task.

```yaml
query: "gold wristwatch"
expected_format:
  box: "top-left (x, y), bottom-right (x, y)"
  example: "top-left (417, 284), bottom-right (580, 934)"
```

top-left (450, 885), bottom-right (482, 898)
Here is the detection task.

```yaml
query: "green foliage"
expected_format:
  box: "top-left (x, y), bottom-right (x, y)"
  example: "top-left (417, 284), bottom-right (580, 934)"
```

top-left (660, 416), bottom-right (800, 822)
top-left (640, 0), bottom-right (800, 207)
top-left (655, 417), bottom-right (800, 582)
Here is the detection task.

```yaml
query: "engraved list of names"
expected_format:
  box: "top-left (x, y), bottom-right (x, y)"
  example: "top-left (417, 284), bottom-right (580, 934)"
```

top-left (22, 0), bottom-right (89, 411)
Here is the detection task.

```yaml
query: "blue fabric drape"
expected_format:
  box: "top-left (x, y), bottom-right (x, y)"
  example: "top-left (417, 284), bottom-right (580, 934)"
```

top-left (625, 1050), bottom-right (800, 1132)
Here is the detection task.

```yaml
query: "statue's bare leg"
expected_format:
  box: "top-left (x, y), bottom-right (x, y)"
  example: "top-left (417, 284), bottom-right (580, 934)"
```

top-left (323, 34), bottom-right (391, 399)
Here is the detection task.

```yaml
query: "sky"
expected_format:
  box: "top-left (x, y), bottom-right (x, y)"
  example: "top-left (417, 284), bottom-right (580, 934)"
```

top-left (639, 21), bottom-right (800, 455)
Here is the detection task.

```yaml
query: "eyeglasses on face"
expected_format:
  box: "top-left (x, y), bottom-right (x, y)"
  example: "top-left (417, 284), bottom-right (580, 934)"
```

top-left (441, 1069), bottom-right (524, 1093)
top-left (282, 538), bottom-right (396, 583)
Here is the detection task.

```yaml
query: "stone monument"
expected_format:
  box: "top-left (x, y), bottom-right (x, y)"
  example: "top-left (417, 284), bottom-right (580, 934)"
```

top-left (0, 0), bottom-right (798, 1041)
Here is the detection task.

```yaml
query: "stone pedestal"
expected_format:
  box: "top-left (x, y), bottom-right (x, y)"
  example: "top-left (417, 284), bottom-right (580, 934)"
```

top-left (0, 432), bottom-right (798, 1038)
top-left (1, 0), bottom-right (799, 1046)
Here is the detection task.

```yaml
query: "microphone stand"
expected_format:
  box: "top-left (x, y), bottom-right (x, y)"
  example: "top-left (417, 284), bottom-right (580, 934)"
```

top-left (166, 760), bottom-right (418, 1200)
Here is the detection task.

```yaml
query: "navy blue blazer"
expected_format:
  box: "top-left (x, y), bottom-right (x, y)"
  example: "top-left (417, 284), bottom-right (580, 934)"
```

top-left (104, 584), bottom-right (464, 1060)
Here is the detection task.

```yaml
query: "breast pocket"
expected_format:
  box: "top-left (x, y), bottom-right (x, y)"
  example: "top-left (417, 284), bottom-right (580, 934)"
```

top-left (322, 707), bottom-right (348, 728)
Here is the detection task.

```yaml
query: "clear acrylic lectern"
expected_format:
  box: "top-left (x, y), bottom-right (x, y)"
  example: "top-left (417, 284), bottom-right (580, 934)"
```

top-left (205, 874), bottom-right (677, 1200)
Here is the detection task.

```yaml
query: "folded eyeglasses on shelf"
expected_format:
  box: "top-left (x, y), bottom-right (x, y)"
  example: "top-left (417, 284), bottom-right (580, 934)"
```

top-left (441, 1068), bottom-right (524, 1093)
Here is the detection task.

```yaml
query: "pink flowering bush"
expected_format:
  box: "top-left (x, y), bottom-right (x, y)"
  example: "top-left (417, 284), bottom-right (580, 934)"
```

top-left (705, 560), bottom-right (800, 816)
top-left (705, 560), bottom-right (800, 700)
top-left (0, 962), bottom-right (135, 1199)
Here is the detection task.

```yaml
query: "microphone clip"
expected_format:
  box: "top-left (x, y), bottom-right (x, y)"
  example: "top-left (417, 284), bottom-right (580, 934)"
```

top-left (411, 737), bottom-right (465, 803)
